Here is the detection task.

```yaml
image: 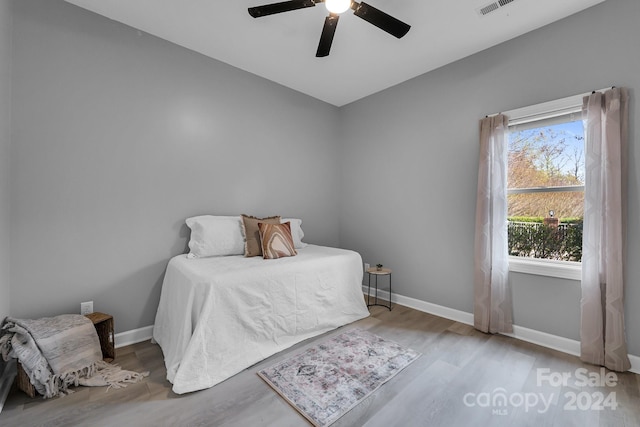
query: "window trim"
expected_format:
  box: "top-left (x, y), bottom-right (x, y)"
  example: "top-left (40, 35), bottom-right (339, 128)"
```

top-left (502, 91), bottom-right (593, 125)
top-left (507, 185), bottom-right (584, 195)
top-left (509, 256), bottom-right (581, 281)
top-left (499, 89), bottom-right (608, 280)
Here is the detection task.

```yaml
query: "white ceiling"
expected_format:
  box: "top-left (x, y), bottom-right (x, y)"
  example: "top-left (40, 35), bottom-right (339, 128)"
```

top-left (64, 0), bottom-right (606, 106)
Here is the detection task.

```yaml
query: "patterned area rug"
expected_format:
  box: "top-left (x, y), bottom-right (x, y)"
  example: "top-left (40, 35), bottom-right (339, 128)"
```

top-left (258, 328), bottom-right (420, 427)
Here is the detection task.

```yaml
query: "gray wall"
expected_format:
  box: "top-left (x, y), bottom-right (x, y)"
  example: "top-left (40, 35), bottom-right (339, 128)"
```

top-left (6, 0), bottom-right (640, 359)
top-left (9, 0), bottom-right (341, 333)
top-left (0, 0), bottom-right (12, 378)
top-left (0, 0), bottom-right (11, 324)
top-left (339, 0), bottom-right (640, 355)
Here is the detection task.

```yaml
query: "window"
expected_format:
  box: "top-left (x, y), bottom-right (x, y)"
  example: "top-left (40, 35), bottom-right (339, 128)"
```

top-left (508, 112), bottom-right (584, 259)
top-left (501, 91), bottom-right (600, 280)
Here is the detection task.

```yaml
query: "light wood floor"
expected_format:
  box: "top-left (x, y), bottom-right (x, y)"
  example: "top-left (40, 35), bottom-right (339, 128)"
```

top-left (1, 304), bottom-right (639, 426)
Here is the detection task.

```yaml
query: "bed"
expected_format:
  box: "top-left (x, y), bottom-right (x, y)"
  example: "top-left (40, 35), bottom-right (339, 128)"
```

top-left (153, 244), bottom-right (370, 394)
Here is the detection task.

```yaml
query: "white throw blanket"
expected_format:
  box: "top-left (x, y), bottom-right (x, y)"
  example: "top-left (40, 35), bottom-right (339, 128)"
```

top-left (0, 314), bottom-right (148, 398)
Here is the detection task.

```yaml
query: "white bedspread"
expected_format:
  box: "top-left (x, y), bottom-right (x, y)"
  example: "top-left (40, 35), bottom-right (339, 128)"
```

top-left (153, 245), bottom-right (369, 394)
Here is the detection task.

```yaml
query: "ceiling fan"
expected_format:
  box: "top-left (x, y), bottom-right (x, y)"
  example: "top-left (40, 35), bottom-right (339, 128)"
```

top-left (248, 0), bottom-right (410, 57)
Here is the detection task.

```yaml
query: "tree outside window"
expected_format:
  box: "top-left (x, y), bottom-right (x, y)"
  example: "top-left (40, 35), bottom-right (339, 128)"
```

top-left (507, 118), bottom-right (584, 261)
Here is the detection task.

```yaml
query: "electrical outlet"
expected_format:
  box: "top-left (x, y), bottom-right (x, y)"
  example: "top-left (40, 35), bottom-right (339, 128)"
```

top-left (80, 301), bottom-right (94, 315)
top-left (364, 262), bottom-right (370, 271)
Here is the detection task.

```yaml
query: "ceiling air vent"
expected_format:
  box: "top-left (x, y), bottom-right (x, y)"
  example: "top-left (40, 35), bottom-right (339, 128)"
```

top-left (476, 0), bottom-right (517, 16)
top-left (478, 3), bottom-right (499, 15)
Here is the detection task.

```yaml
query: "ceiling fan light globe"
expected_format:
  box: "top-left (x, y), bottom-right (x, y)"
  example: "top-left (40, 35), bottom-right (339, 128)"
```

top-left (325, 0), bottom-right (351, 14)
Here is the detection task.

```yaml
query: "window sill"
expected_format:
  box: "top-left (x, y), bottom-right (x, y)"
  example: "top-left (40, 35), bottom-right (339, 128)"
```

top-left (509, 257), bottom-right (581, 281)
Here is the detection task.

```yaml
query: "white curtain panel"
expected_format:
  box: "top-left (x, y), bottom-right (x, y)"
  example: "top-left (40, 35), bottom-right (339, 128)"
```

top-left (580, 87), bottom-right (631, 372)
top-left (474, 115), bottom-right (513, 334)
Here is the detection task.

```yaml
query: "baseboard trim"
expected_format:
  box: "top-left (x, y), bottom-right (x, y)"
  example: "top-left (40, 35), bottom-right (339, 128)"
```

top-left (386, 289), bottom-right (475, 326)
top-left (114, 325), bottom-right (154, 348)
top-left (628, 354), bottom-right (640, 374)
top-left (362, 285), bottom-right (640, 374)
top-left (503, 326), bottom-right (580, 356)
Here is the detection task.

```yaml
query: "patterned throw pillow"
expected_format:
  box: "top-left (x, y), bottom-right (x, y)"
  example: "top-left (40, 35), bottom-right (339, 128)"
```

top-left (258, 222), bottom-right (298, 259)
top-left (241, 214), bottom-right (282, 257)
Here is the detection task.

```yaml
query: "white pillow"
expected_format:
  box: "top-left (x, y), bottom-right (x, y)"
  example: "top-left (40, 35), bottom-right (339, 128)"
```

top-left (185, 215), bottom-right (245, 258)
top-left (282, 218), bottom-right (308, 249)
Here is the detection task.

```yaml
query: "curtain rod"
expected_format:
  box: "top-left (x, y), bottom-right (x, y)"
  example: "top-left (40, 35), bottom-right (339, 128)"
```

top-left (593, 85), bottom-right (616, 94)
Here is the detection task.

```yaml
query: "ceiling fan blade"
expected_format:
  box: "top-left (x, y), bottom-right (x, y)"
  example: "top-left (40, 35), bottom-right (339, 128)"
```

top-left (248, 0), bottom-right (317, 18)
top-left (316, 14), bottom-right (339, 57)
top-left (352, 1), bottom-right (410, 38)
